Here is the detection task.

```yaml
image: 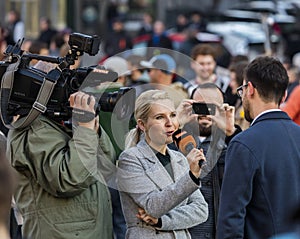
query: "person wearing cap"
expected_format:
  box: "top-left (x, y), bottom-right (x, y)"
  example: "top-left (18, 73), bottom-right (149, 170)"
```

top-left (140, 54), bottom-right (189, 107)
top-left (103, 56), bottom-right (131, 86)
top-left (126, 54), bottom-right (150, 87)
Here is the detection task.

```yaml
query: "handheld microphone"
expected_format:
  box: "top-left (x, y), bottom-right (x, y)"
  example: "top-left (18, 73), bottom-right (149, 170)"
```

top-left (172, 130), bottom-right (205, 168)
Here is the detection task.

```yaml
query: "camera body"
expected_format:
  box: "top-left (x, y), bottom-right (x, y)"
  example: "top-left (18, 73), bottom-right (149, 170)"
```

top-left (192, 102), bottom-right (216, 115)
top-left (0, 33), bottom-right (135, 124)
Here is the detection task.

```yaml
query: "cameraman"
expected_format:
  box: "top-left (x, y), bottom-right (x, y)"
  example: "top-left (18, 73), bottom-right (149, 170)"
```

top-left (6, 63), bottom-right (115, 239)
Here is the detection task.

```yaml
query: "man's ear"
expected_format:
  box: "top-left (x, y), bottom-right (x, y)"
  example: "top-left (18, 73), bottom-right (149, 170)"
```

top-left (280, 90), bottom-right (288, 104)
top-left (247, 81), bottom-right (256, 96)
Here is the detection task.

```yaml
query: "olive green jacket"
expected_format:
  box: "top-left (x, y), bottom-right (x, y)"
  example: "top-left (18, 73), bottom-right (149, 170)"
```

top-left (7, 116), bottom-right (116, 239)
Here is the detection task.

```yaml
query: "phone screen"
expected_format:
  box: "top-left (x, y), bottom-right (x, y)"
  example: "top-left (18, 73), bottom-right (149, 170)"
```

top-left (192, 102), bottom-right (216, 115)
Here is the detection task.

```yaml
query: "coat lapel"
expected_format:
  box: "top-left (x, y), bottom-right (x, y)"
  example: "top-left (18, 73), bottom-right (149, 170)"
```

top-left (167, 148), bottom-right (188, 181)
top-left (136, 140), bottom-right (188, 189)
top-left (137, 140), bottom-right (174, 189)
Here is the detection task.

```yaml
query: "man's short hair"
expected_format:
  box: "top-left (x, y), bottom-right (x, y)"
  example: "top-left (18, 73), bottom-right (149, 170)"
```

top-left (190, 44), bottom-right (217, 61)
top-left (245, 56), bottom-right (289, 105)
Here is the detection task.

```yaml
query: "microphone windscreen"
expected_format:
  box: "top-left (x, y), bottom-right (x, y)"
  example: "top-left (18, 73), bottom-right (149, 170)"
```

top-left (179, 135), bottom-right (197, 155)
top-left (172, 130), bottom-right (197, 155)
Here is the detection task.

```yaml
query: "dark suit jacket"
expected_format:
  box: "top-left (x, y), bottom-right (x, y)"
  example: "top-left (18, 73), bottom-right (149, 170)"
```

top-left (217, 111), bottom-right (300, 239)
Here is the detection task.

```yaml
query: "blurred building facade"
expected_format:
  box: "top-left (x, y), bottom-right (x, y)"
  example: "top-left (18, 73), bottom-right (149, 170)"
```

top-left (1, 0), bottom-right (239, 41)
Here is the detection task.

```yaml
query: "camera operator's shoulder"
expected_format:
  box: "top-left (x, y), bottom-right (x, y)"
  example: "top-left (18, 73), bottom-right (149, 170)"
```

top-left (29, 116), bottom-right (66, 134)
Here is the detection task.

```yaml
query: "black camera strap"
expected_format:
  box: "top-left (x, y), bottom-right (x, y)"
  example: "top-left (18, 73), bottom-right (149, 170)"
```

top-left (0, 58), bottom-right (61, 129)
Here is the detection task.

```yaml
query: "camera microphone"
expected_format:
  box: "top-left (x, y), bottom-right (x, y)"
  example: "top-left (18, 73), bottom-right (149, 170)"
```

top-left (172, 130), bottom-right (205, 168)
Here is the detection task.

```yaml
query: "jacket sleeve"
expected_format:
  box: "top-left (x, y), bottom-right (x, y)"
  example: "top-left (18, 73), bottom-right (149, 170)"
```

top-left (159, 189), bottom-right (208, 231)
top-left (9, 117), bottom-right (109, 197)
top-left (97, 127), bottom-right (117, 186)
top-left (216, 140), bottom-right (258, 238)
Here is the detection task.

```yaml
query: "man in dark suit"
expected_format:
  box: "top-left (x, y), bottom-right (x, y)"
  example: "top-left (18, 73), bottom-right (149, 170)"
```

top-left (217, 56), bottom-right (300, 238)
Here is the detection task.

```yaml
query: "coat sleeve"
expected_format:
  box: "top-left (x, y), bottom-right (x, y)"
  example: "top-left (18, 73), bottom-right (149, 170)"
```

top-left (159, 189), bottom-right (208, 231)
top-left (9, 118), bottom-right (110, 197)
top-left (216, 140), bottom-right (258, 238)
top-left (117, 150), bottom-right (208, 229)
top-left (97, 126), bottom-right (118, 187)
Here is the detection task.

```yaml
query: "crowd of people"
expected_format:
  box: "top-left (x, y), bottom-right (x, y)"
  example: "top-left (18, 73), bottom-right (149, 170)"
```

top-left (0, 7), bottom-right (300, 239)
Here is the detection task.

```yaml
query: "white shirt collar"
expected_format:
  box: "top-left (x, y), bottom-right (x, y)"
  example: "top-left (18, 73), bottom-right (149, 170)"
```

top-left (250, 109), bottom-right (282, 126)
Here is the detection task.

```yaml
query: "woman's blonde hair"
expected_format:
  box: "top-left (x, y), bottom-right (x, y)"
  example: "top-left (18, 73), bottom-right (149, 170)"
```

top-left (125, 90), bottom-right (171, 149)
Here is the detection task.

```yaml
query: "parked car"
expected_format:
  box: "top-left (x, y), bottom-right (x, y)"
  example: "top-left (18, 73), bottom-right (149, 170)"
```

top-left (206, 21), bottom-right (277, 59)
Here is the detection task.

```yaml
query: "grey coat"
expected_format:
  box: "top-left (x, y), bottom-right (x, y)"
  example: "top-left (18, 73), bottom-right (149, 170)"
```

top-left (117, 139), bottom-right (208, 239)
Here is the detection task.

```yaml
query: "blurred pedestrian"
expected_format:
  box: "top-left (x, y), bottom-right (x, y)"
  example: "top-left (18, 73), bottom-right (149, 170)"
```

top-left (217, 56), bottom-right (300, 238)
top-left (188, 11), bottom-right (207, 32)
top-left (146, 20), bottom-right (173, 52)
top-left (0, 24), bottom-right (7, 60)
top-left (137, 12), bottom-right (153, 37)
top-left (282, 84), bottom-right (300, 125)
top-left (37, 17), bottom-right (57, 48)
top-left (104, 17), bottom-right (132, 57)
top-left (4, 10), bottom-right (25, 45)
top-left (175, 13), bottom-right (189, 33)
top-left (228, 60), bottom-right (250, 130)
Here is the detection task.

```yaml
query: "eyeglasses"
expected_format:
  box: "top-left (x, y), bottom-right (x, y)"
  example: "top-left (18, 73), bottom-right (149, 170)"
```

top-left (236, 83), bottom-right (248, 98)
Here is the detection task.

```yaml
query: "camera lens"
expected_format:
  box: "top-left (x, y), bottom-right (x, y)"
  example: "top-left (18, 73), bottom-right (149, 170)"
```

top-left (98, 87), bottom-right (135, 120)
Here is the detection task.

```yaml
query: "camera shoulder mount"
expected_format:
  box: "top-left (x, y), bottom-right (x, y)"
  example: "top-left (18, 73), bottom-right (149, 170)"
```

top-left (0, 57), bottom-right (62, 129)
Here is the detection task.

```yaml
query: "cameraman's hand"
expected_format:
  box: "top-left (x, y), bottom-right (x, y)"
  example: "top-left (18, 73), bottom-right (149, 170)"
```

top-left (69, 91), bottom-right (98, 131)
top-left (186, 148), bottom-right (206, 178)
top-left (176, 99), bottom-right (198, 128)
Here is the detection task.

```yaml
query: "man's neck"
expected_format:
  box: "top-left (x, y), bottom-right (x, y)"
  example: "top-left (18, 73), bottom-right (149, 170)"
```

top-left (251, 101), bottom-right (280, 120)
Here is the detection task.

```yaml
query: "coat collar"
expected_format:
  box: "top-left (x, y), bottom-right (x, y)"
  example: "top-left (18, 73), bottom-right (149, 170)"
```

top-left (136, 139), bottom-right (188, 188)
top-left (251, 110), bottom-right (290, 126)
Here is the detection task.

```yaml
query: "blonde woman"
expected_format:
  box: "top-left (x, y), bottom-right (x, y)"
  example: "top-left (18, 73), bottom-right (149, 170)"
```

top-left (117, 90), bottom-right (208, 238)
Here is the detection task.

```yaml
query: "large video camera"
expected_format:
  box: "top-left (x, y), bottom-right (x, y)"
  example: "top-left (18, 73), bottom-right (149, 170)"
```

top-left (0, 32), bottom-right (135, 128)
